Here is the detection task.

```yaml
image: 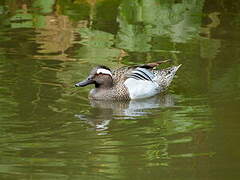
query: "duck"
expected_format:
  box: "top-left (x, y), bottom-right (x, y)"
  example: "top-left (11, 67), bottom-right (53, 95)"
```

top-left (75, 61), bottom-right (181, 100)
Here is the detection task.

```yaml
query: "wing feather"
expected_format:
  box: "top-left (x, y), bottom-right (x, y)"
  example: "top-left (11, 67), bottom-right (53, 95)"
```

top-left (127, 67), bottom-right (155, 81)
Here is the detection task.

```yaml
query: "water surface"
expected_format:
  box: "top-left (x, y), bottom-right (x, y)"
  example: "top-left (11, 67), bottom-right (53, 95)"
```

top-left (0, 0), bottom-right (240, 179)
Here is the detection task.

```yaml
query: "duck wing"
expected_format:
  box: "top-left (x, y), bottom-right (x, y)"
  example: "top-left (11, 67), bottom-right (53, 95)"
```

top-left (112, 60), bottom-right (170, 84)
top-left (124, 68), bottom-right (160, 99)
top-left (126, 67), bottom-right (155, 81)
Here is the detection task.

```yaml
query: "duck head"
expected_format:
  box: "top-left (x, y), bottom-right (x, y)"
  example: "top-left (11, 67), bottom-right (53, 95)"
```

top-left (75, 66), bottom-right (113, 89)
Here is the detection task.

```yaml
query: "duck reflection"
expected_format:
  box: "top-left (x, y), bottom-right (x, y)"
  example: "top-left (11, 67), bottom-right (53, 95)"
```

top-left (75, 94), bottom-right (175, 133)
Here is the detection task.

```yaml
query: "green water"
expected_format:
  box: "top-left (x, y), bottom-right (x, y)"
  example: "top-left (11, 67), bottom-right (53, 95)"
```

top-left (0, 0), bottom-right (240, 179)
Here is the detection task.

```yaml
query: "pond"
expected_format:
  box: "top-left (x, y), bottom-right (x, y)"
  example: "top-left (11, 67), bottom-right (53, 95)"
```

top-left (0, 0), bottom-right (240, 179)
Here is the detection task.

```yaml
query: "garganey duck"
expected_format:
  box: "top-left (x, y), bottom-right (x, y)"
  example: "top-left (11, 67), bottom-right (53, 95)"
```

top-left (75, 61), bottom-right (181, 100)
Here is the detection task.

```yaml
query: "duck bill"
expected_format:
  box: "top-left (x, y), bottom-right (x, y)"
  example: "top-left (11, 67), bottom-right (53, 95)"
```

top-left (75, 78), bottom-right (94, 87)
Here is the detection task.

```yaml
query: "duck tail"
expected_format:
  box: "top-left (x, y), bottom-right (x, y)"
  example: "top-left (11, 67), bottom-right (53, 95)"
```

top-left (154, 64), bottom-right (181, 88)
top-left (139, 59), bottom-right (172, 69)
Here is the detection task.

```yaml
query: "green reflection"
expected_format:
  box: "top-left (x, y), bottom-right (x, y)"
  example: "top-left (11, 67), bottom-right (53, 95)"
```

top-left (0, 0), bottom-right (240, 179)
top-left (76, 28), bottom-right (121, 66)
top-left (33, 0), bottom-right (55, 14)
top-left (116, 0), bottom-right (204, 53)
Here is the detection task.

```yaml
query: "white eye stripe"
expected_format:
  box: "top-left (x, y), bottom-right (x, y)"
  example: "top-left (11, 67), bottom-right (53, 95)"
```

top-left (97, 68), bottom-right (112, 76)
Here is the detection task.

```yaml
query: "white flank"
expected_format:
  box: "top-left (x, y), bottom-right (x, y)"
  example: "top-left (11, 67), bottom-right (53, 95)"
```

top-left (124, 78), bottom-right (160, 99)
top-left (97, 68), bottom-right (112, 76)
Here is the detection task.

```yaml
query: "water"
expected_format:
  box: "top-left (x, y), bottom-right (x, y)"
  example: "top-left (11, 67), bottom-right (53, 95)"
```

top-left (0, 0), bottom-right (240, 179)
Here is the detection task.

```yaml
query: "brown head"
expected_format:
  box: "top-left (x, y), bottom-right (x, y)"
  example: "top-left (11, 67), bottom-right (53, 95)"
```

top-left (75, 66), bottom-right (113, 89)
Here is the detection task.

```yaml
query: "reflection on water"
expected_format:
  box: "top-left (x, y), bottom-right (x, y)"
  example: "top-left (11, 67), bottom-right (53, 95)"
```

top-left (75, 95), bottom-right (175, 132)
top-left (0, 0), bottom-right (240, 179)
